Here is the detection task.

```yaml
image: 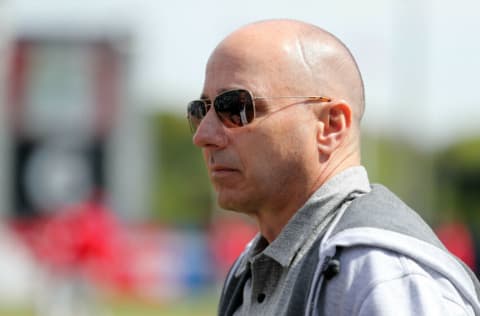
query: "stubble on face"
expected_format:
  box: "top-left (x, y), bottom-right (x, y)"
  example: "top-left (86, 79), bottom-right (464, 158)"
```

top-left (205, 103), bottom-right (318, 217)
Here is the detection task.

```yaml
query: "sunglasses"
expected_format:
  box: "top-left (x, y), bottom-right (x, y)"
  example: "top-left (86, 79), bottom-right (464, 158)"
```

top-left (187, 89), bottom-right (331, 132)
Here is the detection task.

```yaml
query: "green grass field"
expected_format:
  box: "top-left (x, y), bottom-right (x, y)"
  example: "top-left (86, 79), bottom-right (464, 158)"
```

top-left (0, 293), bottom-right (218, 316)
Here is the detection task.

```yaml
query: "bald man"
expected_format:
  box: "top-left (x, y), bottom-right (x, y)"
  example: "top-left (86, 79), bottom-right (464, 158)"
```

top-left (187, 19), bottom-right (480, 315)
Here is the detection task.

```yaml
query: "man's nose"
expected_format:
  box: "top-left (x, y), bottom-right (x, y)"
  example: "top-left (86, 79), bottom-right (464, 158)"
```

top-left (192, 108), bottom-right (228, 148)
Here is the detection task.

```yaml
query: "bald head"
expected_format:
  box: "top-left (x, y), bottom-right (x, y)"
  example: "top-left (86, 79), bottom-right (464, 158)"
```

top-left (196, 19), bottom-right (365, 227)
top-left (205, 19), bottom-right (365, 124)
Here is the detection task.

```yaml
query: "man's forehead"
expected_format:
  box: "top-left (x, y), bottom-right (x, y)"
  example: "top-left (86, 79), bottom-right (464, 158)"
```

top-left (200, 84), bottom-right (254, 99)
top-left (202, 56), bottom-right (261, 99)
top-left (200, 23), bottom-right (314, 100)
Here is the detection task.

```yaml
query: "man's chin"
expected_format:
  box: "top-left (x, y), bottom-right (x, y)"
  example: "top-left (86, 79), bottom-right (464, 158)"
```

top-left (217, 196), bottom-right (239, 212)
top-left (217, 194), bottom-right (253, 215)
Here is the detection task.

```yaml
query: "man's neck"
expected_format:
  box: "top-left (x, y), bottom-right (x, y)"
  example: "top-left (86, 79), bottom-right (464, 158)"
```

top-left (252, 187), bottom-right (318, 243)
top-left (254, 159), bottom-right (362, 244)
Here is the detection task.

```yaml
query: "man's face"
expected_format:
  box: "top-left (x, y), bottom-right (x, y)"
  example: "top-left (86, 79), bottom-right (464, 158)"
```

top-left (193, 50), bottom-right (320, 215)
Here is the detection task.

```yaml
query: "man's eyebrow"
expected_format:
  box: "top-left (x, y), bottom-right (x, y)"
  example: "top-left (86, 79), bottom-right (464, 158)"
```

top-left (201, 88), bottom-right (239, 100)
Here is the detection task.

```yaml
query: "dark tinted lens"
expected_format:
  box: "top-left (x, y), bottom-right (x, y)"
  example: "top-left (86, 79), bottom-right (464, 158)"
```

top-left (187, 100), bottom-right (207, 132)
top-left (214, 89), bottom-right (254, 127)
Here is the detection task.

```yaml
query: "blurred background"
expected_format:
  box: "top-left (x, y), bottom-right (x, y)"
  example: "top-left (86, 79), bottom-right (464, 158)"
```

top-left (0, 0), bottom-right (479, 315)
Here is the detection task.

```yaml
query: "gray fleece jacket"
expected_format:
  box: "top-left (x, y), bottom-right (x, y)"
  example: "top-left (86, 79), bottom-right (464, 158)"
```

top-left (219, 185), bottom-right (480, 316)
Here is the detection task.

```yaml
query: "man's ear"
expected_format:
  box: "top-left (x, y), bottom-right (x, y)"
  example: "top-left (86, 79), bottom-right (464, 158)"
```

top-left (316, 102), bottom-right (352, 156)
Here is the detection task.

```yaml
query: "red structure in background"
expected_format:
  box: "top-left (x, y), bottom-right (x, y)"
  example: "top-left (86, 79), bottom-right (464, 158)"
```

top-left (436, 221), bottom-right (476, 272)
top-left (10, 199), bottom-right (137, 291)
top-left (10, 202), bottom-right (228, 299)
top-left (209, 216), bottom-right (258, 277)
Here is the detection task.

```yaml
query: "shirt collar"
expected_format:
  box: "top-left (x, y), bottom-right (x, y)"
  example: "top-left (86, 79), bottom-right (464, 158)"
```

top-left (235, 166), bottom-right (370, 276)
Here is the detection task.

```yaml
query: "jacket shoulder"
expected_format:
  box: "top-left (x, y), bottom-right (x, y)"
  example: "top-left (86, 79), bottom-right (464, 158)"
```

top-left (331, 184), bottom-right (444, 249)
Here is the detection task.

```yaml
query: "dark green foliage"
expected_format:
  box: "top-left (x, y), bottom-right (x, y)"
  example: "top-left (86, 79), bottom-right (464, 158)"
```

top-left (149, 112), bottom-right (212, 226)
top-left (362, 133), bottom-right (480, 228)
top-left (146, 113), bottom-right (479, 229)
top-left (436, 138), bottom-right (480, 225)
top-left (362, 134), bottom-right (436, 223)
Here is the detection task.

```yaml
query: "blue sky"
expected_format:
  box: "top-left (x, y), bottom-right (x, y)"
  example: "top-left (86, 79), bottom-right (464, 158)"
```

top-left (6, 0), bottom-right (480, 149)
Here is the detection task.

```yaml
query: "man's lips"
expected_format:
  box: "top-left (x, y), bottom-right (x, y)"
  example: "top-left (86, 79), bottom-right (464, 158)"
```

top-left (209, 165), bottom-right (239, 178)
